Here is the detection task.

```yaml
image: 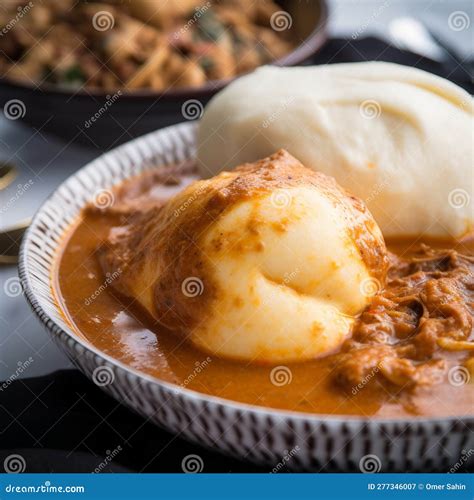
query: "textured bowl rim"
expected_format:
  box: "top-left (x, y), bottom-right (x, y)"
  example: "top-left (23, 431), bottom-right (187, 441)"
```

top-left (18, 121), bottom-right (474, 427)
top-left (0, 0), bottom-right (329, 100)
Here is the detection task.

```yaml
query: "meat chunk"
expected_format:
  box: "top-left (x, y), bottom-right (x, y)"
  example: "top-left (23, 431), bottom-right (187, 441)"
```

top-left (334, 246), bottom-right (474, 392)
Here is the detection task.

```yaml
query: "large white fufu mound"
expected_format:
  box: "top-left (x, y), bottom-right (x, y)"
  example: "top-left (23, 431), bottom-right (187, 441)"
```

top-left (197, 62), bottom-right (473, 239)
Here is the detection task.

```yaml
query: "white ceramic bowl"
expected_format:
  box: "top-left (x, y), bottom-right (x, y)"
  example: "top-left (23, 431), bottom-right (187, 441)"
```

top-left (19, 122), bottom-right (473, 472)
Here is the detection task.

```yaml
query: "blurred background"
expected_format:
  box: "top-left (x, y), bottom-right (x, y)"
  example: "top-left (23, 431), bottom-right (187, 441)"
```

top-left (0, 0), bottom-right (472, 472)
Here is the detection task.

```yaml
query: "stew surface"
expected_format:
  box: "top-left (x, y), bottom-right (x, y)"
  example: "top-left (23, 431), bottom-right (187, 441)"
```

top-left (54, 165), bottom-right (474, 418)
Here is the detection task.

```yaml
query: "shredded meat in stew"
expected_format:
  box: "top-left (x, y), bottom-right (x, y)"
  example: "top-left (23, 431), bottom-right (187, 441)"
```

top-left (334, 245), bottom-right (474, 391)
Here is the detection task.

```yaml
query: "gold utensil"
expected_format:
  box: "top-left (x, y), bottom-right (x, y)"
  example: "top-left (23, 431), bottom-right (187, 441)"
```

top-left (0, 162), bottom-right (18, 190)
top-left (0, 218), bottom-right (31, 264)
top-left (0, 163), bottom-right (28, 264)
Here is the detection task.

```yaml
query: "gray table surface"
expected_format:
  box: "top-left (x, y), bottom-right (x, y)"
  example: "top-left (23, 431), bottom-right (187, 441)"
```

top-left (0, 0), bottom-right (472, 381)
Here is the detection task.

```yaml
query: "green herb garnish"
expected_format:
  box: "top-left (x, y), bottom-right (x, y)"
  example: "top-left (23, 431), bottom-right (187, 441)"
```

top-left (196, 10), bottom-right (225, 42)
top-left (62, 64), bottom-right (86, 86)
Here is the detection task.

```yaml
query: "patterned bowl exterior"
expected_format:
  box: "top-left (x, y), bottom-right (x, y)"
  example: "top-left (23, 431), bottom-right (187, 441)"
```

top-left (19, 122), bottom-right (473, 472)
